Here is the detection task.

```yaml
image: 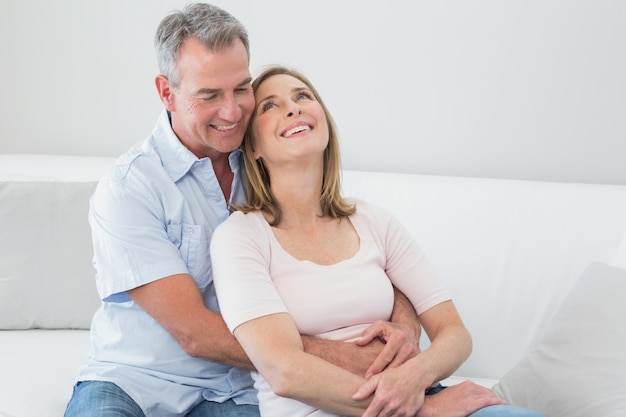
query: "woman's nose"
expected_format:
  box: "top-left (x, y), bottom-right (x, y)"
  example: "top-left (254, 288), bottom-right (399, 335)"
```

top-left (286, 102), bottom-right (302, 117)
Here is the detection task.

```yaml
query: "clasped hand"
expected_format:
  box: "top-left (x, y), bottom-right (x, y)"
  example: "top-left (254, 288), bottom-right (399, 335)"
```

top-left (353, 321), bottom-right (506, 417)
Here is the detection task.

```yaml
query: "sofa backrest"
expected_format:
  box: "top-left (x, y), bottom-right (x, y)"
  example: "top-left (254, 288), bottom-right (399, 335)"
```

top-left (2, 155), bottom-right (625, 382)
top-left (0, 155), bottom-right (114, 329)
top-left (342, 170), bottom-right (626, 380)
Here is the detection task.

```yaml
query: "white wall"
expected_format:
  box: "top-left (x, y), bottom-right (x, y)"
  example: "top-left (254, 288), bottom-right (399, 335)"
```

top-left (1, 0), bottom-right (624, 184)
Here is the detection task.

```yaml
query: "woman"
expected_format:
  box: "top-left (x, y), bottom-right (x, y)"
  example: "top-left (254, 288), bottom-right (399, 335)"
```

top-left (211, 66), bottom-right (540, 417)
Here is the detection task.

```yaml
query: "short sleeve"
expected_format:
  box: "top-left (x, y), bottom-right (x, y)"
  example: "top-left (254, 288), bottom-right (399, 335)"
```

top-left (211, 211), bottom-right (289, 332)
top-left (90, 175), bottom-right (190, 302)
top-left (354, 200), bottom-right (451, 314)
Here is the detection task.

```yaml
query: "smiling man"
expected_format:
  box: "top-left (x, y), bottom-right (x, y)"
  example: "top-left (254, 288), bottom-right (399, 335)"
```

top-left (62, 4), bottom-right (422, 417)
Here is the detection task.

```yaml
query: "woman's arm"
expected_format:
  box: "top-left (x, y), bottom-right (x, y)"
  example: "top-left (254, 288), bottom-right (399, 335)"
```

top-left (234, 312), bottom-right (371, 416)
top-left (353, 300), bottom-right (472, 416)
top-left (356, 287), bottom-right (422, 378)
top-left (405, 300), bottom-right (472, 387)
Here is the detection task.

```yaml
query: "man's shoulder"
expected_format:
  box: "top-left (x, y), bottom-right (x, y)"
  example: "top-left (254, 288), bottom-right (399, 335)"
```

top-left (105, 140), bottom-right (164, 182)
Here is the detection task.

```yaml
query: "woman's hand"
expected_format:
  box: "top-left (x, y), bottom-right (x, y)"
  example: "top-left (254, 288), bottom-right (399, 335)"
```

top-left (352, 361), bottom-right (427, 417)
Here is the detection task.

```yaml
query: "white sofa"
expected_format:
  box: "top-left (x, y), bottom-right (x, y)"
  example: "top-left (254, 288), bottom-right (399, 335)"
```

top-left (1, 153), bottom-right (625, 417)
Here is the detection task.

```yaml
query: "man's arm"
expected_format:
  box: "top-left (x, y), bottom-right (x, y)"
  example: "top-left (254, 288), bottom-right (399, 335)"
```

top-left (302, 287), bottom-right (421, 377)
top-left (390, 286), bottom-right (421, 342)
top-left (355, 287), bottom-right (421, 378)
top-left (128, 273), bottom-right (254, 370)
top-left (129, 276), bottom-right (421, 376)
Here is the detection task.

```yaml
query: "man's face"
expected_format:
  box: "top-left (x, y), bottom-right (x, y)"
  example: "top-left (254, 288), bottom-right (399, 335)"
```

top-left (164, 37), bottom-right (254, 160)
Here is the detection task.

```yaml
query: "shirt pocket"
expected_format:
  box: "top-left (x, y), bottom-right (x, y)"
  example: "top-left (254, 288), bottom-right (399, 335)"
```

top-left (167, 223), bottom-right (212, 289)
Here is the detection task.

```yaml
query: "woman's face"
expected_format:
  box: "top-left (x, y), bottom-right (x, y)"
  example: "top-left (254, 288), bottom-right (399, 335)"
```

top-left (251, 74), bottom-right (329, 167)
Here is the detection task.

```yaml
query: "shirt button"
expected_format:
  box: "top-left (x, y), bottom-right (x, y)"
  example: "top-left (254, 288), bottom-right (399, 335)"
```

top-left (186, 228), bottom-right (194, 235)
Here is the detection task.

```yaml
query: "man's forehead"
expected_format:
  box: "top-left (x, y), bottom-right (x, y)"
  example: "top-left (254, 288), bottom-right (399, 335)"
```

top-left (176, 37), bottom-right (251, 90)
top-left (190, 75), bottom-right (252, 95)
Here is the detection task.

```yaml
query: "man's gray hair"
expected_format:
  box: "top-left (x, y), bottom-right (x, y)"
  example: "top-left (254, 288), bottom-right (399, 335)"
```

top-left (154, 3), bottom-right (250, 88)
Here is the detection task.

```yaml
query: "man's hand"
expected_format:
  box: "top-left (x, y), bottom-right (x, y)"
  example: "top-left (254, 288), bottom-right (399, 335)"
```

top-left (354, 378), bottom-right (507, 417)
top-left (417, 381), bottom-right (507, 417)
top-left (357, 320), bottom-right (420, 378)
top-left (357, 287), bottom-right (421, 378)
top-left (303, 288), bottom-right (421, 378)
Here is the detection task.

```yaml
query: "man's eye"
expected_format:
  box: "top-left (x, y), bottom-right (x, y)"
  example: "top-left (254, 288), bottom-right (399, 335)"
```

top-left (200, 96), bottom-right (217, 102)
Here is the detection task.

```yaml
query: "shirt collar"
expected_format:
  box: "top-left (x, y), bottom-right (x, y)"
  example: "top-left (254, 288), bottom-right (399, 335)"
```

top-left (153, 110), bottom-right (243, 183)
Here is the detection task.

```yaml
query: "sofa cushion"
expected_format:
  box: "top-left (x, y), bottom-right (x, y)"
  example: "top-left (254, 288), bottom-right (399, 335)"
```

top-left (0, 329), bottom-right (91, 417)
top-left (0, 180), bottom-right (101, 329)
top-left (493, 262), bottom-right (626, 417)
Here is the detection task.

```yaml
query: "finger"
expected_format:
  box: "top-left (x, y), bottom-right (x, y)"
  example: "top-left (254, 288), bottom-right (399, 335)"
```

top-left (365, 396), bottom-right (403, 417)
top-left (356, 322), bottom-right (384, 346)
top-left (385, 336), bottom-right (418, 368)
top-left (352, 376), bottom-right (378, 401)
top-left (360, 394), bottom-right (386, 417)
top-left (365, 342), bottom-right (397, 378)
top-left (365, 327), bottom-right (416, 377)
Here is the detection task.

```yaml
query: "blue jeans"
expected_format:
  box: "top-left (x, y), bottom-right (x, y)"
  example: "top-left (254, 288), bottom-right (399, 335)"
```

top-left (64, 381), bottom-right (260, 417)
top-left (426, 384), bottom-right (548, 417)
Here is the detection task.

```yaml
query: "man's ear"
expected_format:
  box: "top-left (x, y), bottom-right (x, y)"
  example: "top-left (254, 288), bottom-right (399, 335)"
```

top-left (155, 75), bottom-right (176, 112)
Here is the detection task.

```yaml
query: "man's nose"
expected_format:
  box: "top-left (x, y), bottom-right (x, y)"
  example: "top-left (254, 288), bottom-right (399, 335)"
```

top-left (218, 95), bottom-right (243, 121)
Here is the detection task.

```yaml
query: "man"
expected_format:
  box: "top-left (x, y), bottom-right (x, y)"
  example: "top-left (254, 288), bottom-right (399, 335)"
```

top-left (64, 4), bottom-right (422, 416)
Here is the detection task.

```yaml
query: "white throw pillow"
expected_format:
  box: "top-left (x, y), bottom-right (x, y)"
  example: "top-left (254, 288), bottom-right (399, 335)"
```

top-left (0, 181), bottom-right (101, 329)
top-left (493, 262), bottom-right (626, 417)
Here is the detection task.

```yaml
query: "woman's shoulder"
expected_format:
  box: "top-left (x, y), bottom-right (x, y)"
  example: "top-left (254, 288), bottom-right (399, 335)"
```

top-left (350, 198), bottom-right (395, 221)
top-left (215, 210), bottom-right (267, 239)
top-left (226, 209), bottom-right (265, 225)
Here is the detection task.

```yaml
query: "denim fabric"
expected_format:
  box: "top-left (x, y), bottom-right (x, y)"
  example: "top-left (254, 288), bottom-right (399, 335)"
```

top-left (64, 381), bottom-right (144, 417)
top-left (470, 405), bottom-right (548, 417)
top-left (64, 381), bottom-right (260, 417)
top-left (188, 399), bottom-right (260, 417)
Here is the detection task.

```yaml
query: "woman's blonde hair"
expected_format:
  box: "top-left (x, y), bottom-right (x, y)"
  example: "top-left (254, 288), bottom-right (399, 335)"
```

top-left (235, 65), bottom-right (355, 225)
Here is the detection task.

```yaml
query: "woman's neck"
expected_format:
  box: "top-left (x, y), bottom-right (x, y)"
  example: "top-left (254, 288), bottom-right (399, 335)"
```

top-left (269, 163), bottom-right (324, 229)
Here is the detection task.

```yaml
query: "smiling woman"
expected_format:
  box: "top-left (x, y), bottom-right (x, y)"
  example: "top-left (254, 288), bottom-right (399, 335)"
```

top-left (237, 66), bottom-right (346, 226)
top-left (210, 65), bottom-right (548, 417)
top-left (250, 74), bottom-right (329, 173)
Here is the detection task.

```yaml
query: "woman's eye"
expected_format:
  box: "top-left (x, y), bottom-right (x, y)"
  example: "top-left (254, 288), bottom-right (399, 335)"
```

top-left (296, 92), bottom-right (312, 101)
top-left (262, 102), bottom-right (276, 112)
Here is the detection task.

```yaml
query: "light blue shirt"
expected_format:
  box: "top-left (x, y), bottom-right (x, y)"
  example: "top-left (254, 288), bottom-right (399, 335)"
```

top-left (78, 110), bottom-right (256, 416)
